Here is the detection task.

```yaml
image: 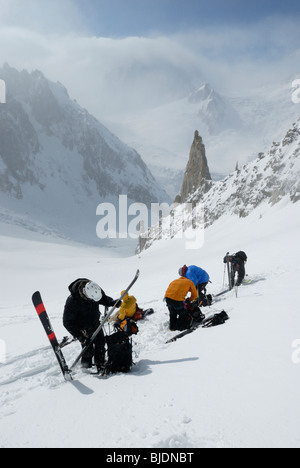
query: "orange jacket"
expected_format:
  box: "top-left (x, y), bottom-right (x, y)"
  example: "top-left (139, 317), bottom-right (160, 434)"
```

top-left (165, 277), bottom-right (198, 302)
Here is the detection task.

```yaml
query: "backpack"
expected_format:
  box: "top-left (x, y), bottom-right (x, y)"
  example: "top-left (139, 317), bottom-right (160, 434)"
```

top-left (184, 300), bottom-right (205, 324)
top-left (202, 311), bottom-right (229, 328)
top-left (235, 251), bottom-right (247, 262)
top-left (105, 331), bottom-right (133, 375)
top-left (224, 251), bottom-right (247, 263)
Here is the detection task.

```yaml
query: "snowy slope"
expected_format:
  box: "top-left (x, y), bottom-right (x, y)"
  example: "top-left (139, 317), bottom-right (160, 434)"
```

top-left (0, 198), bottom-right (300, 448)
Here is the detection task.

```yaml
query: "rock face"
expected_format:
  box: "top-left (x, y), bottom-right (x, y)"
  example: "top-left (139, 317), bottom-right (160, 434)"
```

top-left (175, 130), bottom-right (212, 204)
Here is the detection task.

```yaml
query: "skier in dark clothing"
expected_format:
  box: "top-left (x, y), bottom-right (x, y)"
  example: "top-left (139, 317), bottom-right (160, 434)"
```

top-left (224, 251), bottom-right (248, 286)
top-left (63, 278), bottom-right (120, 370)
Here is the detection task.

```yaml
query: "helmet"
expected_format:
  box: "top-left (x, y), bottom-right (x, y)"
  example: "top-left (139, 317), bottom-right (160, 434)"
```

top-left (178, 265), bottom-right (188, 277)
top-left (82, 281), bottom-right (103, 302)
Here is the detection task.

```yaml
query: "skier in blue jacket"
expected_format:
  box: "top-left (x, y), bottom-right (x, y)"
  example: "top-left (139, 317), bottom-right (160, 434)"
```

top-left (179, 264), bottom-right (212, 310)
top-left (179, 265), bottom-right (210, 293)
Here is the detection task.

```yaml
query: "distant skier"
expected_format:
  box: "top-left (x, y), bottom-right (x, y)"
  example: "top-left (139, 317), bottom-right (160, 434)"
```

top-left (223, 251), bottom-right (248, 286)
top-left (165, 272), bottom-right (198, 331)
top-left (63, 279), bottom-right (121, 370)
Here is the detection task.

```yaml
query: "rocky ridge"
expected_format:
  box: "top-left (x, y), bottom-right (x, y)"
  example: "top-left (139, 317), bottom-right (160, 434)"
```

top-left (137, 119), bottom-right (300, 253)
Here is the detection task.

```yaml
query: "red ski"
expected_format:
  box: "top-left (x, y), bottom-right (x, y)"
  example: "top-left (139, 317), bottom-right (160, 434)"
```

top-left (32, 291), bottom-right (72, 381)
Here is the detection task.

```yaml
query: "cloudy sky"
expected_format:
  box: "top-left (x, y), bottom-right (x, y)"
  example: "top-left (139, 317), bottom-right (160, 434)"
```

top-left (1, 0), bottom-right (299, 37)
top-left (0, 0), bottom-right (299, 116)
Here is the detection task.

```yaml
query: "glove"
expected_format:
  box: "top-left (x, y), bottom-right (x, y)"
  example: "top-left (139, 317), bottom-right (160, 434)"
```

top-left (113, 319), bottom-right (122, 330)
top-left (78, 330), bottom-right (90, 345)
top-left (114, 299), bottom-right (122, 308)
top-left (122, 319), bottom-right (139, 336)
top-left (114, 319), bottom-right (139, 336)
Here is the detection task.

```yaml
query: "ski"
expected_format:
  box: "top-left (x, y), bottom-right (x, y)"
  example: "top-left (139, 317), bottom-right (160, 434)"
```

top-left (214, 288), bottom-right (230, 297)
top-left (215, 277), bottom-right (265, 297)
top-left (241, 277), bottom-right (266, 286)
top-left (214, 276), bottom-right (266, 301)
top-left (69, 269), bottom-right (140, 372)
top-left (165, 314), bottom-right (214, 343)
top-left (166, 322), bottom-right (203, 343)
top-left (166, 311), bottom-right (229, 343)
top-left (32, 291), bottom-right (72, 381)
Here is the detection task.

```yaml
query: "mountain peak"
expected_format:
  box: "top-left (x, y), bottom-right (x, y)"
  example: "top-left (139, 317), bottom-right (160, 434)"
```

top-left (188, 83), bottom-right (214, 103)
top-left (188, 82), bottom-right (242, 135)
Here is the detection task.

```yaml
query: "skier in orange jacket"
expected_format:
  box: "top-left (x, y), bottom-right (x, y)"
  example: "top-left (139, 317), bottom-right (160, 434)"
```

top-left (165, 276), bottom-right (198, 331)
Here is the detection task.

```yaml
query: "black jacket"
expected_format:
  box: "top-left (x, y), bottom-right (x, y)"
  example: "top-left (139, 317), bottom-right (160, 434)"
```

top-left (63, 278), bottom-right (116, 339)
top-left (224, 251), bottom-right (247, 264)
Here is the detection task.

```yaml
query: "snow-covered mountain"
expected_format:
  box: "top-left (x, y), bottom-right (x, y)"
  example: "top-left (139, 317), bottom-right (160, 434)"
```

top-left (0, 64), bottom-right (169, 245)
top-left (103, 80), bottom-right (300, 198)
top-left (137, 118), bottom-right (300, 252)
top-left (187, 83), bottom-right (242, 135)
top-left (190, 118), bottom-right (300, 224)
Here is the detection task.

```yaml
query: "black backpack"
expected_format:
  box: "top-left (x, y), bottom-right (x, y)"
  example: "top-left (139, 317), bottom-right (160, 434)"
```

top-left (202, 311), bottom-right (229, 328)
top-left (105, 331), bottom-right (133, 375)
top-left (235, 251), bottom-right (247, 262)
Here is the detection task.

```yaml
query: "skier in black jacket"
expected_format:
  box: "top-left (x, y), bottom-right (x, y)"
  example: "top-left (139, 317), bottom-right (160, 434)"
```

top-left (224, 251), bottom-right (248, 286)
top-left (63, 278), bottom-right (120, 370)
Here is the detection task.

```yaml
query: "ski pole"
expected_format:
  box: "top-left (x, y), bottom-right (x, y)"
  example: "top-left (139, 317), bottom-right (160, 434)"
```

top-left (222, 263), bottom-right (226, 288)
top-left (226, 252), bottom-right (233, 290)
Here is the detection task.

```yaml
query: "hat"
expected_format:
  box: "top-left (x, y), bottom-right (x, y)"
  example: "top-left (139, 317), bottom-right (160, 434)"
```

top-left (178, 265), bottom-right (188, 277)
top-left (82, 281), bottom-right (103, 302)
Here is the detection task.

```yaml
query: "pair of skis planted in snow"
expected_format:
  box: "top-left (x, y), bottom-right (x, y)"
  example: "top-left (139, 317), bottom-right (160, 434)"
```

top-left (32, 270), bottom-right (140, 381)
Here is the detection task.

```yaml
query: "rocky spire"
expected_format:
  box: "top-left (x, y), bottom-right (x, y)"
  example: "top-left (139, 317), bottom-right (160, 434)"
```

top-left (175, 131), bottom-right (211, 203)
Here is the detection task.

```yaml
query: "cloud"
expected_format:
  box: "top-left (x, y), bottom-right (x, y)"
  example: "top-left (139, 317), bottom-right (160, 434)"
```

top-left (0, 0), bottom-right (87, 34)
top-left (0, 28), bottom-right (204, 114)
top-left (172, 14), bottom-right (300, 90)
top-left (0, 10), bottom-right (299, 119)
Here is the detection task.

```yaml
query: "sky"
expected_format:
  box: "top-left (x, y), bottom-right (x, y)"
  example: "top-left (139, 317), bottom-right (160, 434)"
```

top-left (1, 0), bottom-right (300, 37)
top-left (0, 0), bottom-right (299, 116)
top-left (72, 0), bottom-right (300, 38)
